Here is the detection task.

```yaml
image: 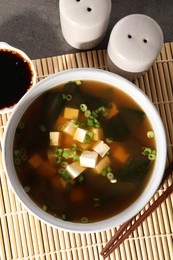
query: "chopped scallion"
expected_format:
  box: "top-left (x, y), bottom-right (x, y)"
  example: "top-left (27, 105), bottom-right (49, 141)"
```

top-left (70, 144), bottom-right (77, 151)
top-left (142, 147), bottom-right (152, 156)
top-left (84, 110), bottom-right (91, 117)
top-left (14, 158), bottom-right (21, 165)
top-left (42, 205), bottom-right (47, 211)
top-left (147, 130), bottom-right (154, 138)
top-left (107, 172), bottom-right (114, 180)
top-left (106, 137), bottom-right (114, 143)
top-left (62, 149), bottom-right (71, 159)
top-left (24, 186), bottom-right (31, 193)
top-left (62, 213), bottom-right (67, 220)
top-left (14, 149), bottom-right (21, 157)
top-left (148, 154), bottom-right (156, 160)
top-left (61, 161), bottom-right (68, 168)
top-left (80, 104), bottom-right (87, 112)
top-left (66, 94), bottom-right (72, 101)
top-left (73, 154), bottom-right (80, 161)
top-left (81, 217), bottom-right (89, 223)
top-left (39, 124), bottom-right (47, 133)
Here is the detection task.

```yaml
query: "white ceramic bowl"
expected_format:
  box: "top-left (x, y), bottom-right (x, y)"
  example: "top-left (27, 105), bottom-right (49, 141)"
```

top-left (2, 68), bottom-right (167, 233)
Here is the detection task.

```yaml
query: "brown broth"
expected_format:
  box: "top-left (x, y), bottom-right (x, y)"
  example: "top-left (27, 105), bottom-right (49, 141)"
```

top-left (13, 80), bottom-right (156, 223)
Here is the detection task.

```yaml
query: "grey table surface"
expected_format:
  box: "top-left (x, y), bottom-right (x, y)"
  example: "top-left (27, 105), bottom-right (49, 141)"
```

top-left (0, 0), bottom-right (173, 60)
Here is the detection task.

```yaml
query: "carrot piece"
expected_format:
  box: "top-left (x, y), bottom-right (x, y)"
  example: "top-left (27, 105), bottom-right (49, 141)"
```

top-left (51, 176), bottom-right (64, 190)
top-left (111, 142), bottom-right (130, 164)
top-left (28, 154), bottom-right (42, 168)
top-left (28, 153), bottom-right (56, 177)
top-left (107, 102), bottom-right (119, 119)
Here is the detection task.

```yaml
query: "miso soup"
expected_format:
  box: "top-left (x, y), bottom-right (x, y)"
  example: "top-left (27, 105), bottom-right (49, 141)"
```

top-left (13, 80), bottom-right (156, 223)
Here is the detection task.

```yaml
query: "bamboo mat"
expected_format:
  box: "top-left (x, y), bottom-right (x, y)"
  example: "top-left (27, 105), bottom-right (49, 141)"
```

top-left (0, 42), bottom-right (173, 260)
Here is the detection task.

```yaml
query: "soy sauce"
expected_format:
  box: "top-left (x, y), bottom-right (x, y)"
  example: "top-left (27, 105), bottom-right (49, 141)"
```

top-left (0, 49), bottom-right (33, 109)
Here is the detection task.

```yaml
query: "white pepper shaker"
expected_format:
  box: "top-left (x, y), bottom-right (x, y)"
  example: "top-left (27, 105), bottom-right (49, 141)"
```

top-left (59, 0), bottom-right (112, 50)
top-left (107, 14), bottom-right (164, 81)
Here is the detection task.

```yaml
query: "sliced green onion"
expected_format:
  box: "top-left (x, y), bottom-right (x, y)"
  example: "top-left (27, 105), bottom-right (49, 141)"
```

top-left (73, 120), bottom-right (80, 128)
top-left (107, 172), bottom-right (114, 180)
top-left (151, 149), bottom-right (157, 155)
top-left (62, 149), bottom-right (71, 159)
top-left (21, 154), bottom-right (28, 161)
top-left (42, 205), bottom-right (47, 211)
top-left (58, 168), bottom-right (66, 174)
top-left (95, 122), bottom-right (100, 128)
top-left (56, 148), bottom-right (63, 156)
top-left (81, 217), bottom-right (89, 223)
top-left (20, 147), bottom-right (27, 155)
top-left (14, 158), bottom-right (21, 165)
top-left (106, 137), bottom-right (114, 143)
top-left (24, 186), bottom-right (31, 193)
top-left (14, 149), bottom-right (21, 157)
top-left (57, 125), bottom-right (65, 131)
top-left (84, 110), bottom-right (91, 117)
top-left (142, 147), bottom-right (152, 156)
top-left (78, 175), bottom-right (84, 183)
top-left (18, 121), bottom-right (25, 129)
top-left (147, 130), bottom-right (154, 138)
top-left (65, 182), bottom-right (73, 192)
top-left (148, 154), bottom-right (156, 160)
top-left (56, 157), bottom-right (62, 164)
top-left (60, 171), bottom-right (71, 180)
top-left (73, 154), bottom-right (80, 161)
top-left (103, 109), bottom-right (110, 117)
top-left (106, 166), bottom-right (112, 172)
top-left (66, 94), bottom-right (72, 101)
top-left (97, 106), bottom-right (105, 112)
top-left (39, 124), bottom-right (47, 133)
top-left (110, 179), bottom-right (117, 184)
top-left (101, 169), bottom-right (107, 177)
top-left (87, 118), bottom-right (94, 127)
top-left (61, 161), bottom-right (68, 168)
top-left (80, 104), bottom-right (87, 112)
top-left (91, 111), bottom-right (98, 118)
top-left (62, 93), bottom-right (67, 99)
top-left (93, 197), bottom-right (101, 207)
top-left (86, 131), bottom-right (94, 138)
top-left (70, 144), bottom-right (77, 151)
top-left (62, 213), bottom-right (67, 220)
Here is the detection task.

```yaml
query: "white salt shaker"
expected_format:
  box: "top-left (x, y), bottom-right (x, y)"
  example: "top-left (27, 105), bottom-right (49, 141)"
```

top-left (107, 14), bottom-right (164, 81)
top-left (59, 0), bottom-right (112, 50)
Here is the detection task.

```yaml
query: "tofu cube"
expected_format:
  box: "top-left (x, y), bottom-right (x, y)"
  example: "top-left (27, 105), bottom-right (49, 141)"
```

top-left (91, 127), bottom-right (104, 141)
top-left (93, 140), bottom-right (110, 157)
top-left (73, 128), bottom-right (88, 143)
top-left (95, 156), bottom-right (111, 174)
top-left (80, 151), bottom-right (98, 168)
top-left (66, 161), bottom-right (86, 179)
top-left (63, 120), bottom-right (76, 136)
top-left (49, 131), bottom-right (61, 146)
top-left (64, 107), bottom-right (79, 119)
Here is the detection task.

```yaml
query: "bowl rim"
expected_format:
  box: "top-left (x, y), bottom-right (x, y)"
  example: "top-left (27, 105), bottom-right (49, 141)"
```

top-left (2, 68), bottom-right (167, 233)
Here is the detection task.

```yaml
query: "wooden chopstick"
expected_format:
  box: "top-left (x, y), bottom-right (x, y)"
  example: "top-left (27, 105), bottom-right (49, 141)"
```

top-left (100, 162), bottom-right (173, 258)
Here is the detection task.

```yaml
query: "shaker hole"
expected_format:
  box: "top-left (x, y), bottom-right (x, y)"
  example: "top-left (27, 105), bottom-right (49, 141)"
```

top-left (87, 7), bottom-right (92, 12)
top-left (143, 39), bottom-right (148, 43)
top-left (128, 34), bottom-right (132, 39)
top-left (76, 0), bottom-right (80, 2)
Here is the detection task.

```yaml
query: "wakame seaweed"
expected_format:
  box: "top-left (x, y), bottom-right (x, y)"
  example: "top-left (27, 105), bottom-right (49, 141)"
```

top-left (103, 114), bottom-right (129, 141)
